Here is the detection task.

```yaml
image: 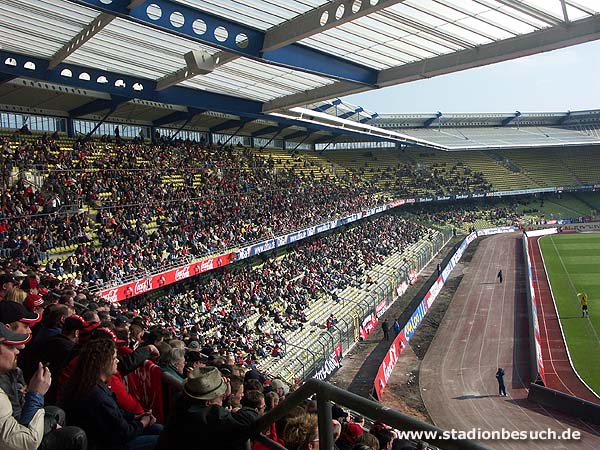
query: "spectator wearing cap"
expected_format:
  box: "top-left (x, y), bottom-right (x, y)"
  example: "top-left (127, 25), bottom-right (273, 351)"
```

top-left (156, 366), bottom-right (258, 450)
top-left (0, 324), bottom-right (42, 450)
top-left (0, 300), bottom-right (41, 336)
top-left (270, 379), bottom-right (289, 401)
top-left (24, 293), bottom-right (45, 317)
top-left (0, 274), bottom-right (17, 301)
top-left (184, 350), bottom-right (207, 377)
top-left (114, 314), bottom-right (132, 332)
top-left (61, 338), bottom-right (160, 450)
top-left (0, 324), bottom-right (87, 450)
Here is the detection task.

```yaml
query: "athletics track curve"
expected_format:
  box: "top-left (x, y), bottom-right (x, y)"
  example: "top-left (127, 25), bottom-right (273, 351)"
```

top-left (419, 233), bottom-right (600, 450)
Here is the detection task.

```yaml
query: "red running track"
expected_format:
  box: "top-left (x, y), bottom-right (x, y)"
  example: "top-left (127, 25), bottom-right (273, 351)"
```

top-left (420, 233), bottom-right (600, 450)
top-left (528, 236), bottom-right (600, 404)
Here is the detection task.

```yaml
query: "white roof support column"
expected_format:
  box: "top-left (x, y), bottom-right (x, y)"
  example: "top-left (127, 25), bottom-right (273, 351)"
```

top-left (48, 1), bottom-right (144, 70)
top-left (48, 12), bottom-right (114, 70)
top-left (493, 0), bottom-right (564, 26)
top-left (262, 0), bottom-right (408, 52)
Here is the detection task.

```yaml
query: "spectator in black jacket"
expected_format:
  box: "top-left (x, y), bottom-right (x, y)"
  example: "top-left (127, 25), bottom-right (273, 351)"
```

top-left (39, 315), bottom-right (86, 405)
top-left (156, 366), bottom-right (258, 450)
top-left (61, 338), bottom-right (161, 450)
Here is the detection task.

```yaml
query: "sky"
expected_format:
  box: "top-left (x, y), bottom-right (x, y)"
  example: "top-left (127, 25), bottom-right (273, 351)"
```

top-left (343, 39), bottom-right (600, 115)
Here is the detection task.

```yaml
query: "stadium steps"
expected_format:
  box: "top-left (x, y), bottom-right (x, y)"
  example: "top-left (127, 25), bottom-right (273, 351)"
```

top-left (498, 149), bottom-right (578, 187)
top-left (256, 234), bottom-right (444, 381)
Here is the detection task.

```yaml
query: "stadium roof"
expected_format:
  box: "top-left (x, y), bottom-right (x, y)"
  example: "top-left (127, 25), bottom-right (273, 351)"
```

top-left (0, 0), bottom-right (600, 144)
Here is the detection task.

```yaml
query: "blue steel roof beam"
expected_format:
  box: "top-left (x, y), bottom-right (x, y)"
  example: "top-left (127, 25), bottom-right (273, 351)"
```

top-left (338, 107), bottom-right (363, 120)
top-left (262, 0), bottom-right (408, 51)
top-left (152, 108), bottom-right (204, 127)
top-left (0, 50), bottom-right (262, 116)
top-left (252, 125), bottom-right (283, 137)
top-left (65, 0), bottom-right (378, 86)
top-left (210, 119), bottom-right (254, 133)
top-left (312, 103), bottom-right (333, 113)
top-left (284, 131), bottom-right (308, 141)
top-left (68, 95), bottom-right (129, 117)
top-left (264, 15), bottom-right (600, 112)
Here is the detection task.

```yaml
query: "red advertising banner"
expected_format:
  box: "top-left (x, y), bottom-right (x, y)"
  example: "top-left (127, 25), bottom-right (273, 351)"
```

top-left (375, 298), bottom-right (389, 318)
top-left (359, 313), bottom-right (379, 340)
top-left (98, 252), bottom-right (235, 303)
top-left (408, 268), bottom-right (418, 285)
top-left (374, 330), bottom-right (408, 400)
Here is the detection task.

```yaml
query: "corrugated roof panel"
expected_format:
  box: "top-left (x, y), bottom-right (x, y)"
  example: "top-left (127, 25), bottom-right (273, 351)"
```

top-left (173, 0), bottom-right (329, 31)
top-left (0, 0), bottom-right (98, 58)
top-left (65, 18), bottom-right (207, 79)
top-left (181, 57), bottom-right (335, 101)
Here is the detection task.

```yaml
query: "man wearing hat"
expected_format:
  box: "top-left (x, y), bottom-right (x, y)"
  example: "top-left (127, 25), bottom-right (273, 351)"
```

top-left (0, 324), bottom-right (87, 450)
top-left (24, 293), bottom-right (45, 317)
top-left (0, 300), bottom-right (41, 338)
top-left (156, 366), bottom-right (259, 450)
top-left (0, 273), bottom-right (17, 301)
top-left (0, 324), bottom-right (43, 450)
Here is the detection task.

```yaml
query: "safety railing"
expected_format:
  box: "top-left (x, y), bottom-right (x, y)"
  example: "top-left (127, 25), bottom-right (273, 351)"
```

top-left (264, 228), bottom-right (452, 384)
top-left (254, 379), bottom-right (490, 450)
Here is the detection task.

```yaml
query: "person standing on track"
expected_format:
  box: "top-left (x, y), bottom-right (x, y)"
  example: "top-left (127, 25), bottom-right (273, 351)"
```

top-left (381, 320), bottom-right (390, 342)
top-left (497, 269), bottom-right (503, 284)
top-left (496, 368), bottom-right (507, 396)
top-left (577, 292), bottom-right (589, 318)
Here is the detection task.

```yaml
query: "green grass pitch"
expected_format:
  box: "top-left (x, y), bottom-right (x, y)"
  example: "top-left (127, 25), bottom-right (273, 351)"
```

top-left (539, 233), bottom-right (600, 396)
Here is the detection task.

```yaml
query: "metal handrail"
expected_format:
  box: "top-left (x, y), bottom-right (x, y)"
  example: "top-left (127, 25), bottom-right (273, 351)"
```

top-left (254, 379), bottom-right (490, 450)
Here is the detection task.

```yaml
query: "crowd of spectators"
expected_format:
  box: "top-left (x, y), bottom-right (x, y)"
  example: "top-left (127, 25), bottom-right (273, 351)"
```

top-left (346, 156), bottom-right (491, 197)
top-left (1, 134), bottom-right (388, 288)
top-left (0, 242), bottom-right (434, 450)
top-left (0, 131), bottom-right (514, 292)
top-left (121, 214), bottom-right (431, 366)
top-left (407, 200), bottom-right (522, 232)
top-left (0, 129), bottom-right (555, 450)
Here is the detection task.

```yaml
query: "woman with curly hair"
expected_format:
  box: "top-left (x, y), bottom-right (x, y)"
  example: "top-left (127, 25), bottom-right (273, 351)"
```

top-left (61, 338), bottom-right (162, 450)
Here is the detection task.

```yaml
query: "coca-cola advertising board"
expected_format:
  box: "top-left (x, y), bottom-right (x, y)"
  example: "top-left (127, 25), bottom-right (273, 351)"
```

top-left (98, 252), bottom-right (235, 303)
top-left (374, 330), bottom-right (407, 400)
top-left (359, 313), bottom-right (378, 340)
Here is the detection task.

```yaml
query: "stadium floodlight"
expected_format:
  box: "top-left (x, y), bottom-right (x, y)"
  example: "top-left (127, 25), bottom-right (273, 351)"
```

top-left (156, 50), bottom-right (217, 91)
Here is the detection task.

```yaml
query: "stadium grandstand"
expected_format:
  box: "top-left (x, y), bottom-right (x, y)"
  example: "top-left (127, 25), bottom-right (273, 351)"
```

top-left (0, 1), bottom-right (599, 450)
